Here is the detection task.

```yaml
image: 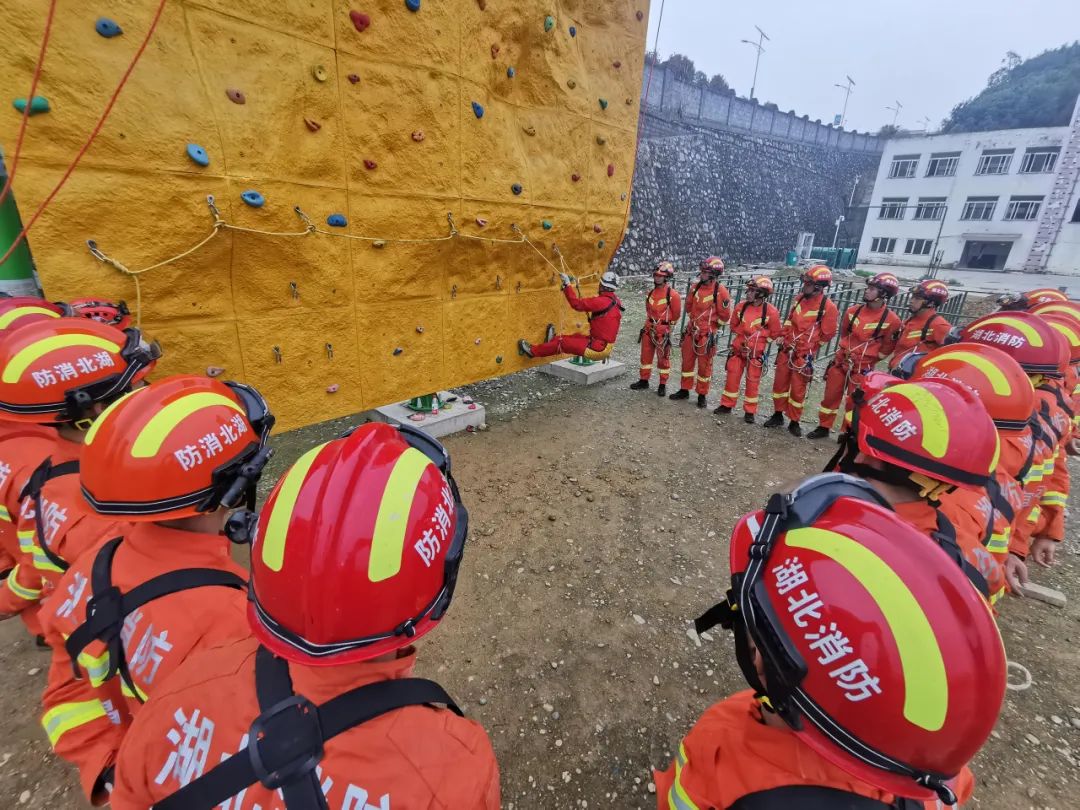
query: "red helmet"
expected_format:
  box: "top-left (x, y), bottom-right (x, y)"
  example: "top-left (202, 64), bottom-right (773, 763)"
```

top-left (81, 375), bottom-right (274, 520)
top-left (68, 298), bottom-right (132, 329)
top-left (1040, 313), bottom-right (1080, 365)
top-left (911, 279), bottom-right (949, 306)
top-left (1024, 288), bottom-right (1069, 309)
top-left (700, 256), bottom-right (725, 276)
top-left (912, 343), bottom-right (1035, 431)
top-left (0, 297), bottom-right (70, 334)
top-left (747, 275), bottom-right (774, 296)
top-left (697, 474), bottom-right (1005, 803)
top-left (0, 319), bottom-right (159, 425)
top-left (248, 423), bottom-right (467, 665)
top-left (1029, 300), bottom-right (1080, 324)
top-left (801, 265), bottom-right (833, 287)
top-left (961, 311), bottom-right (1063, 377)
top-left (653, 261), bottom-right (676, 280)
top-left (867, 272), bottom-right (899, 297)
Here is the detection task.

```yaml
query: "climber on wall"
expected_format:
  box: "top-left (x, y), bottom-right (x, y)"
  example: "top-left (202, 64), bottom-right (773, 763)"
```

top-left (519, 272), bottom-right (624, 361)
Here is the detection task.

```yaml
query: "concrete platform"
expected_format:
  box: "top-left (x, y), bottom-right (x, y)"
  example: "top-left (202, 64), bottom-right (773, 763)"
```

top-left (370, 391), bottom-right (486, 439)
top-left (538, 358), bottom-right (627, 385)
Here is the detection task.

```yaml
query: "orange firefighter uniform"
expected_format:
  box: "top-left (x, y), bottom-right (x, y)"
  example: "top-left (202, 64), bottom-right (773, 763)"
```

top-left (817, 304), bottom-right (900, 430)
top-left (39, 523), bottom-right (250, 802)
top-left (654, 690), bottom-right (972, 810)
top-left (770, 292), bottom-right (838, 422)
top-left (1010, 389), bottom-right (1069, 557)
top-left (887, 309), bottom-right (952, 370)
top-left (1031, 381), bottom-right (1073, 543)
top-left (110, 636), bottom-right (501, 810)
top-left (639, 283), bottom-right (683, 386)
top-left (678, 279), bottom-right (732, 396)
top-left (720, 300), bottom-right (782, 414)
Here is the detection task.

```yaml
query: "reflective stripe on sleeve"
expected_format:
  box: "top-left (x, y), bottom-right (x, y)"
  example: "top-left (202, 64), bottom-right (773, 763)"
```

top-left (1027, 506), bottom-right (1042, 524)
top-left (987, 530), bottom-right (1010, 555)
top-left (682, 372), bottom-right (695, 378)
top-left (42, 700), bottom-right (108, 747)
top-left (667, 742), bottom-right (701, 810)
top-left (1041, 491), bottom-right (1068, 507)
top-left (5, 565), bottom-right (41, 601)
top-left (0, 506), bottom-right (10, 523)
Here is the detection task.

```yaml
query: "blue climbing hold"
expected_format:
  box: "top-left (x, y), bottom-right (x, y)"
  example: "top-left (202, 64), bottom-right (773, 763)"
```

top-left (241, 190), bottom-right (265, 208)
top-left (512, 183), bottom-right (523, 195)
top-left (569, 25), bottom-right (576, 37)
top-left (542, 220), bottom-right (553, 230)
top-left (327, 214), bottom-right (348, 227)
top-left (544, 16), bottom-right (555, 32)
top-left (507, 66), bottom-right (516, 78)
top-left (472, 101), bottom-right (485, 119)
top-left (185, 143), bottom-right (210, 167)
top-left (599, 98), bottom-right (609, 110)
top-left (598, 240), bottom-right (605, 249)
top-left (405, 0), bottom-right (421, 10)
top-left (95, 17), bottom-right (123, 38)
top-left (12, 96), bottom-right (49, 115)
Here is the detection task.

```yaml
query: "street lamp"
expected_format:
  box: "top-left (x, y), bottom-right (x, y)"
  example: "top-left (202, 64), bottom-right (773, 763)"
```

top-left (740, 25), bottom-right (769, 100)
top-left (885, 100), bottom-right (903, 128)
top-left (833, 75), bottom-right (855, 127)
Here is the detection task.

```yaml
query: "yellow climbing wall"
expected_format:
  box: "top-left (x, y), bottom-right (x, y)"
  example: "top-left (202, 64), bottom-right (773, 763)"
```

top-left (1, 0), bottom-right (649, 431)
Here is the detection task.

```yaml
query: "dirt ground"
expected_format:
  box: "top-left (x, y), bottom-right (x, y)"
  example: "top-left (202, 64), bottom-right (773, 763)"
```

top-left (1, 285), bottom-right (1078, 809)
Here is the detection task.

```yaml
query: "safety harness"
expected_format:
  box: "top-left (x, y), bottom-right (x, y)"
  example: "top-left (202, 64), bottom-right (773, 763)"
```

top-left (153, 646), bottom-right (462, 810)
top-left (932, 512), bottom-right (991, 600)
top-left (730, 785), bottom-right (922, 809)
top-left (1040, 383), bottom-right (1076, 421)
top-left (65, 537), bottom-right (246, 702)
top-left (588, 291), bottom-right (625, 321)
top-left (847, 303), bottom-right (892, 341)
top-left (643, 286), bottom-right (676, 348)
top-left (783, 295), bottom-right (831, 373)
top-left (18, 457), bottom-right (80, 572)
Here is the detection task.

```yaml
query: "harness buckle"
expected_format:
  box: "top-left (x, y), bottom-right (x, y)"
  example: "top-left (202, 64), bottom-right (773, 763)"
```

top-left (247, 695), bottom-right (325, 790)
top-left (84, 586), bottom-right (124, 643)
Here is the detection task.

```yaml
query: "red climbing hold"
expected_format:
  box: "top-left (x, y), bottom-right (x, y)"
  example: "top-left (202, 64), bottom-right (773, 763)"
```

top-left (491, 44), bottom-right (500, 59)
top-left (364, 159), bottom-right (378, 170)
top-left (477, 0), bottom-right (487, 9)
top-left (326, 384), bottom-right (340, 394)
top-left (613, 61), bottom-right (622, 69)
top-left (347, 73), bottom-right (360, 84)
top-left (593, 224), bottom-right (602, 233)
top-left (304, 118), bottom-right (322, 132)
top-left (607, 163), bottom-right (615, 177)
top-left (350, 10), bottom-right (371, 32)
top-left (476, 218), bottom-right (488, 227)
top-left (636, 10), bottom-right (645, 21)
top-left (226, 88), bottom-right (246, 104)
top-left (411, 130), bottom-right (425, 142)
top-left (571, 173), bottom-right (581, 182)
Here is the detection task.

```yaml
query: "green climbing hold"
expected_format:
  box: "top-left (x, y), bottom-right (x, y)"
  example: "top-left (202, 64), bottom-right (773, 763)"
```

top-left (598, 98), bottom-right (609, 110)
top-left (12, 96), bottom-right (49, 115)
top-left (544, 16), bottom-right (555, 32)
top-left (598, 240), bottom-right (605, 249)
top-left (542, 220), bottom-right (553, 230)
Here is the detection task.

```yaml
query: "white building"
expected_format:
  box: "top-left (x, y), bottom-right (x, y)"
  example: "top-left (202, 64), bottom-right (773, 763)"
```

top-left (858, 95), bottom-right (1080, 274)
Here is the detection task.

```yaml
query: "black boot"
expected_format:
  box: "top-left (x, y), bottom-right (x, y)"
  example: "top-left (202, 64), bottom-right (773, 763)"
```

top-left (807, 426), bottom-right (830, 440)
top-left (714, 404), bottom-right (732, 414)
top-left (669, 389), bottom-right (690, 401)
top-left (656, 384), bottom-right (667, 397)
top-left (763, 412), bottom-right (784, 428)
top-left (744, 412), bottom-right (755, 424)
top-left (630, 380), bottom-right (649, 390)
top-left (518, 339), bottom-right (534, 358)
top-left (697, 394), bottom-right (708, 408)
top-left (788, 420), bottom-right (803, 437)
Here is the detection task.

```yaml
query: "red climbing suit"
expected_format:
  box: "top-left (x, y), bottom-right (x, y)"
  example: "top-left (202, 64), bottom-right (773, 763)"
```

top-left (678, 280), bottom-right (732, 396)
top-left (720, 300), bottom-right (782, 414)
top-left (639, 284), bottom-right (683, 385)
top-left (887, 309), bottom-right (952, 370)
top-left (771, 292), bottom-right (838, 422)
top-left (654, 690), bottom-right (973, 810)
top-left (817, 303), bottom-right (900, 430)
top-left (530, 286), bottom-right (624, 360)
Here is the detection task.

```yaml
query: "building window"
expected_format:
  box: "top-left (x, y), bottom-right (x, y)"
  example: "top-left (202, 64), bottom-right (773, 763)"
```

top-left (1004, 196), bottom-right (1044, 221)
top-left (878, 198), bottom-right (908, 220)
top-left (1019, 147), bottom-right (1060, 174)
top-left (870, 237), bottom-right (897, 254)
top-left (913, 197), bottom-right (947, 220)
top-left (960, 197), bottom-right (998, 221)
top-left (975, 149), bottom-right (1014, 175)
top-left (888, 154), bottom-right (920, 178)
top-left (925, 152), bottom-right (960, 177)
top-left (904, 239), bottom-right (934, 255)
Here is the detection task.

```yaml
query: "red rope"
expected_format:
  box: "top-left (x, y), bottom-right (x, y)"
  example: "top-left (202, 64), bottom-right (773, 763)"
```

top-left (0, 0), bottom-right (169, 268)
top-left (0, 0), bottom-right (59, 209)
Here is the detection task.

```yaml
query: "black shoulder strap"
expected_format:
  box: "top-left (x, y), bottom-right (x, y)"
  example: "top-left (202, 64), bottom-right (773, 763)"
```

top-left (933, 512), bottom-right (990, 599)
top-left (847, 304), bottom-right (864, 335)
top-left (761, 301), bottom-right (769, 328)
top-left (872, 306), bottom-right (890, 339)
top-left (20, 458), bottom-right (80, 573)
top-left (1040, 383), bottom-right (1075, 419)
top-left (816, 296), bottom-right (828, 326)
top-left (730, 785), bottom-right (921, 809)
top-left (665, 285), bottom-right (672, 309)
top-left (154, 646), bottom-right (463, 810)
top-left (65, 538), bottom-right (246, 702)
top-left (1038, 399), bottom-right (1063, 442)
top-left (1018, 430), bottom-right (1038, 481)
top-left (921, 312), bottom-right (943, 343)
top-left (986, 476), bottom-right (1015, 527)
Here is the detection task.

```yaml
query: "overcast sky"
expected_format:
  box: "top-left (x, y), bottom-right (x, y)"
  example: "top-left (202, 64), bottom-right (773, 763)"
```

top-left (645, 0), bottom-right (1080, 133)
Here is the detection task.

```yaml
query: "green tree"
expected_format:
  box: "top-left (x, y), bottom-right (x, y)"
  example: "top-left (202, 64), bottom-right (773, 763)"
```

top-left (661, 53), bottom-right (697, 84)
top-left (877, 124), bottom-right (900, 138)
top-left (942, 43), bottom-right (1080, 133)
top-left (708, 73), bottom-right (731, 93)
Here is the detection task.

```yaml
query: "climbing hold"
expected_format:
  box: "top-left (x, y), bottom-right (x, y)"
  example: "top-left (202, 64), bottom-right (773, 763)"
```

top-left (571, 173), bottom-right (581, 182)
top-left (511, 183), bottom-right (523, 195)
top-left (542, 220), bottom-right (553, 230)
top-left (476, 217), bottom-right (488, 227)
top-left (474, 338), bottom-right (482, 345)
top-left (326, 384), bottom-right (340, 394)
top-left (496, 355), bottom-right (504, 364)
top-left (273, 346), bottom-right (283, 363)
top-left (507, 66), bottom-right (515, 78)
top-left (596, 135), bottom-right (606, 145)
top-left (225, 88), bottom-right (246, 105)
top-left (350, 10), bottom-right (371, 32)
top-left (290, 281), bottom-right (300, 300)
top-left (327, 214), bottom-right (348, 227)
top-left (411, 130), bottom-right (425, 142)
top-left (312, 65), bottom-right (329, 82)
top-left (405, 0), bottom-right (421, 11)
top-left (522, 125), bottom-right (536, 136)
top-left (477, 0), bottom-right (486, 9)
top-left (607, 163), bottom-right (615, 177)
top-left (304, 117), bottom-right (322, 132)
top-left (544, 16), bottom-right (555, 32)
top-left (364, 159), bottom-right (378, 170)
top-left (416, 326), bottom-right (425, 334)
top-left (347, 73), bottom-right (361, 84)
top-left (372, 240), bottom-right (387, 248)
top-left (206, 366), bottom-right (225, 378)
top-left (598, 240), bottom-right (605, 249)
top-left (599, 98), bottom-right (609, 110)
top-left (12, 96), bottom-right (49, 115)
top-left (472, 101), bottom-right (485, 119)
top-left (241, 190), bottom-right (265, 208)
top-left (393, 347), bottom-right (404, 356)
top-left (566, 79), bottom-right (576, 89)
top-left (491, 44), bottom-right (500, 59)
top-left (626, 97), bottom-right (633, 106)
top-left (637, 10), bottom-right (645, 21)
top-left (185, 143), bottom-right (210, 167)
top-left (613, 61), bottom-right (622, 69)
top-left (621, 192), bottom-right (628, 200)
top-left (569, 26), bottom-right (576, 37)
top-left (95, 18), bottom-right (123, 38)
top-left (593, 224), bottom-right (602, 233)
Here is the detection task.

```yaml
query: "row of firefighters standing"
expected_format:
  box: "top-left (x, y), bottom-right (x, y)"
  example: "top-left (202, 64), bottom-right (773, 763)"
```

top-left (0, 285), bottom-right (1075, 809)
top-left (634, 258), bottom-right (954, 438)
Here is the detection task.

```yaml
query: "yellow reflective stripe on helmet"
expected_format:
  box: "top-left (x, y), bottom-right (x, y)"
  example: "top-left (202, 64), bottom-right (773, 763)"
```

top-left (260, 442), bottom-right (330, 572)
top-left (5, 565), bottom-right (41, 601)
top-left (368, 448), bottom-right (436, 583)
top-left (667, 742), bottom-right (700, 810)
top-left (989, 433), bottom-right (1001, 474)
top-left (786, 527), bottom-right (948, 731)
top-left (83, 387), bottom-right (146, 446)
top-left (130, 393), bottom-right (246, 457)
top-left (926, 350), bottom-right (1015, 396)
top-left (42, 699), bottom-right (108, 747)
top-left (2, 334), bottom-right (123, 384)
top-left (0, 307), bottom-right (61, 329)
top-left (1048, 321), bottom-right (1080, 348)
top-left (883, 383), bottom-right (949, 459)
top-left (975, 316), bottom-right (1044, 347)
